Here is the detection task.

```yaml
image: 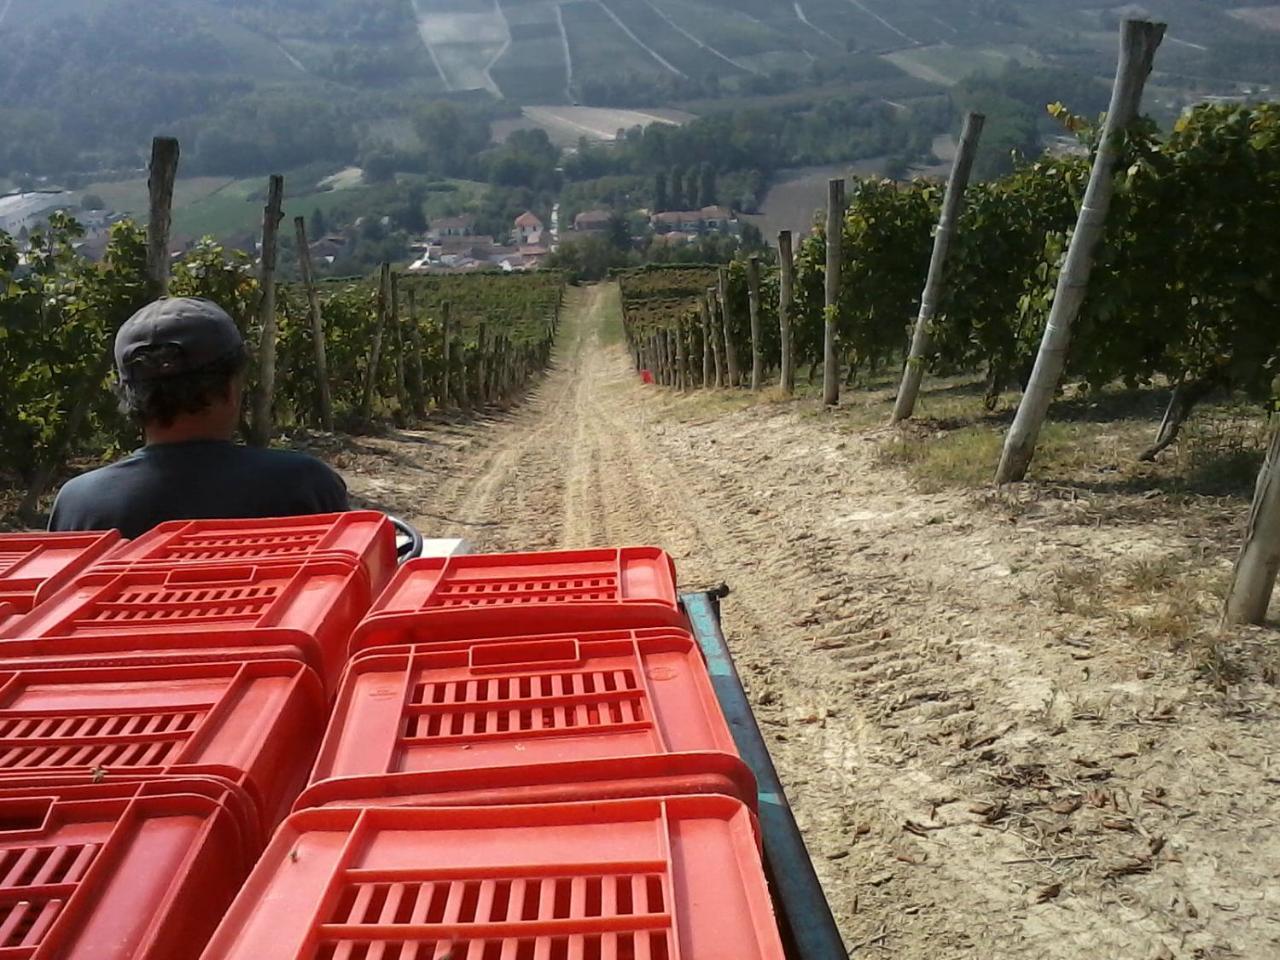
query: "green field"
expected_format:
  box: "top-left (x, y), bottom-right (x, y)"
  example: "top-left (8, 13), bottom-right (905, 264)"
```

top-left (885, 44), bottom-right (1042, 87)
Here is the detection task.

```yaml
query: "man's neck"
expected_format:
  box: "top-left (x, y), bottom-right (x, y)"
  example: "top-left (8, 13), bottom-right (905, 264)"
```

top-left (143, 422), bottom-right (237, 446)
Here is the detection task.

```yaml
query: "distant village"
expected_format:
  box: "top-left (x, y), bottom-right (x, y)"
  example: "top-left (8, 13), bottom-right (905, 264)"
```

top-left (2, 186), bottom-right (744, 275)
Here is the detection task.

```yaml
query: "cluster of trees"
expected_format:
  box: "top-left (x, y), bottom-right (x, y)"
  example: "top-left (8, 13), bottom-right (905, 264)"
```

top-left (653, 165), bottom-right (718, 212)
top-left (953, 62), bottom-right (1112, 179)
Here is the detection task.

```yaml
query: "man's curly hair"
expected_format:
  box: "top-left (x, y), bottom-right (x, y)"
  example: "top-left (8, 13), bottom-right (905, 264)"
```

top-left (115, 347), bottom-right (249, 428)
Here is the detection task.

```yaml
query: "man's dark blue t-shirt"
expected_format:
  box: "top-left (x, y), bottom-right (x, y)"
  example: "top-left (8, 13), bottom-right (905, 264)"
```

top-left (49, 440), bottom-right (349, 538)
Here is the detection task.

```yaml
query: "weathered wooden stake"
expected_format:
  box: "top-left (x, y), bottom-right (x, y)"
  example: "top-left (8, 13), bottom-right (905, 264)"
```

top-left (718, 269), bottom-right (740, 387)
top-left (360, 263), bottom-right (391, 421)
top-left (823, 177), bottom-right (844, 406)
top-left (707, 289), bottom-right (724, 387)
top-left (892, 111), bottom-right (985, 423)
top-left (996, 19), bottom-right (1165, 483)
top-left (406, 286), bottom-right (426, 418)
top-left (747, 254), bottom-right (763, 391)
top-left (391, 273), bottom-right (409, 419)
top-left (1225, 425), bottom-right (1280, 624)
top-left (674, 318), bottom-right (688, 391)
top-left (294, 216), bottom-right (334, 430)
top-left (700, 297), bottom-right (713, 388)
top-left (250, 174), bottom-right (284, 446)
top-left (146, 137), bottom-right (180, 297)
top-left (778, 230), bottom-right (796, 395)
top-left (477, 323), bottom-right (489, 404)
top-left (440, 301), bottom-right (452, 408)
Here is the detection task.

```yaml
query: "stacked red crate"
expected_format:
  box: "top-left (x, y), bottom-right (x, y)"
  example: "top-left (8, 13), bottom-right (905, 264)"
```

top-left (0, 779), bottom-right (256, 960)
top-left (0, 560), bottom-right (371, 691)
top-left (0, 514), bottom-right (396, 958)
top-left (0, 530), bottom-right (123, 614)
top-left (201, 797), bottom-right (785, 960)
top-left (200, 546), bottom-right (785, 959)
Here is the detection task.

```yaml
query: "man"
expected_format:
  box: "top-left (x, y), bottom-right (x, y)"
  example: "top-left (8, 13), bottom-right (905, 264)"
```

top-left (49, 297), bottom-right (348, 538)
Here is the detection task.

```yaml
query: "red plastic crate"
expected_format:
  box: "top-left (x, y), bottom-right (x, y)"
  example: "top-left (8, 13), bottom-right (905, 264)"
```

top-left (0, 531), bottom-right (122, 614)
top-left (0, 606), bottom-right (14, 634)
top-left (0, 778), bottom-right (256, 959)
top-left (0, 659), bottom-right (325, 834)
top-left (200, 796), bottom-right (784, 960)
top-left (352, 547), bottom-right (684, 653)
top-left (98, 512), bottom-right (396, 597)
top-left (0, 561), bottom-right (370, 691)
top-left (298, 631), bottom-right (754, 811)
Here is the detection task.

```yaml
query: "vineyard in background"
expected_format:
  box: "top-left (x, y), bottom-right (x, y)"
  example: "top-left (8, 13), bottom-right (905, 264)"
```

top-left (623, 101), bottom-right (1280, 463)
top-left (0, 208), bottom-right (561, 521)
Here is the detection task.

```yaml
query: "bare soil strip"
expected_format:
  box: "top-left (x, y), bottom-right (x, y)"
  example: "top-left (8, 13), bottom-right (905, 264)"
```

top-left (330, 283), bottom-right (1280, 960)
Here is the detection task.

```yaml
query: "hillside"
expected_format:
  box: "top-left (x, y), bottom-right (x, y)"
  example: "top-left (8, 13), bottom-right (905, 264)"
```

top-left (2, 0), bottom-right (1276, 181)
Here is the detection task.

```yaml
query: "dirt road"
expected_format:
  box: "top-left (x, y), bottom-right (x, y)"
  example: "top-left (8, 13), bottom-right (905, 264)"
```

top-left (330, 284), bottom-right (1280, 959)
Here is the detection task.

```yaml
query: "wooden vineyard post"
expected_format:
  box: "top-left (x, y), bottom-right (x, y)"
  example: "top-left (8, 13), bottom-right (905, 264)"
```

top-left (675, 318), bottom-right (688, 391)
top-left (440, 300), bottom-right (452, 409)
top-left (700, 297), bottom-right (713, 388)
top-left (500, 337), bottom-right (514, 402)
top-left (1224, 425), bottom-right (1280, 624)
top-left (718, 269), bottom-right (740, 387)
top-left (476, 323), bottom-right (489, 405)
top-left (707, 288), bottom-right (724, 387)
top-left (250, 174), bottom-right (285, 446)
top-left (667, 328), bottom-right (679, 388)
top-left (823, 177), bottom-right (844, 407)
top-left (146, 137), bottom-right (179, 298)
top-left (18, 136), bottom-right (179, 523)
top-left (892, 111), bottom-right (985, 424)
top-left (406, 286), bottom-right (426, 418)
top-left (996, 19), bottom-right (1165, 483)
top-left (747, 254), bottom-right (763, 391)
top-left (294, 216), bottom-right (334, 430)
top-left (778, 230), bottom-right (795, 395)
top-left (361, 263), bottom-right (391, 422)
top-left (390, 273), bottom-right (409, 421)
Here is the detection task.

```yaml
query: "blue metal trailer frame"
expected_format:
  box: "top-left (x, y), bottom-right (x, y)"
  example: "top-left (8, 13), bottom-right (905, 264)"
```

top-left (682, 590), bottom-right (848, 960)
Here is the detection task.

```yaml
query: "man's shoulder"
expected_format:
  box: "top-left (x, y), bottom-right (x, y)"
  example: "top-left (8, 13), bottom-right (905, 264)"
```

top-left (56, 453), bottom-right (144, 496)
top-left (241, 445), bottom-right (341, 479)
top-left (239, 445), bottom-right (348, 510)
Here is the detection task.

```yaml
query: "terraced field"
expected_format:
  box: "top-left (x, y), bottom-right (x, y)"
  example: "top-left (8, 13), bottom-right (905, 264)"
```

top-left (405, 0), bottom-right (1280, 104)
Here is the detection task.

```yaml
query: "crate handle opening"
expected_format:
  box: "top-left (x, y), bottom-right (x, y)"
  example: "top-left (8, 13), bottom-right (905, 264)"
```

top-left (163, 565), bottom-right (258, 586)
top-left (0, 797), bottom-right (54, 834)
top-left (469, 639), bottom-right (582, 673)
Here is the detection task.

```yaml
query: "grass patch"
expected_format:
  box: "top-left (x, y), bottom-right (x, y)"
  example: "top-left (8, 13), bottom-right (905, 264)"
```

top-left (592, 282), bottom-right (626, 347)
top-left (876, 424), bottom-right (1003, 489)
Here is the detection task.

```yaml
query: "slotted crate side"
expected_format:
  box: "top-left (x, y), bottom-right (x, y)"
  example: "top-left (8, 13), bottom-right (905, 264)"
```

top-left (97, 513), bottom-right (396, 597)
top-left (0, 531), bottom-right (123, 613)
top-left (299, 633), bottom-right (754, 810)
top-left (352, 548), bottom-right (684, 652)
top-left (0, 779), bottom-right (254, 960)
top-left (199, 797), bottom-right (785, 960)
top-left (0, 659), bottom-right (326, 834)
top-left (0, 561), bottom-right (371, 690)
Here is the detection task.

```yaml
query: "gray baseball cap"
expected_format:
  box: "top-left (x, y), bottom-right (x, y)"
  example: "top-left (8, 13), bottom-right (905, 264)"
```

top-left (114, 297), bottom-right (244, 383)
